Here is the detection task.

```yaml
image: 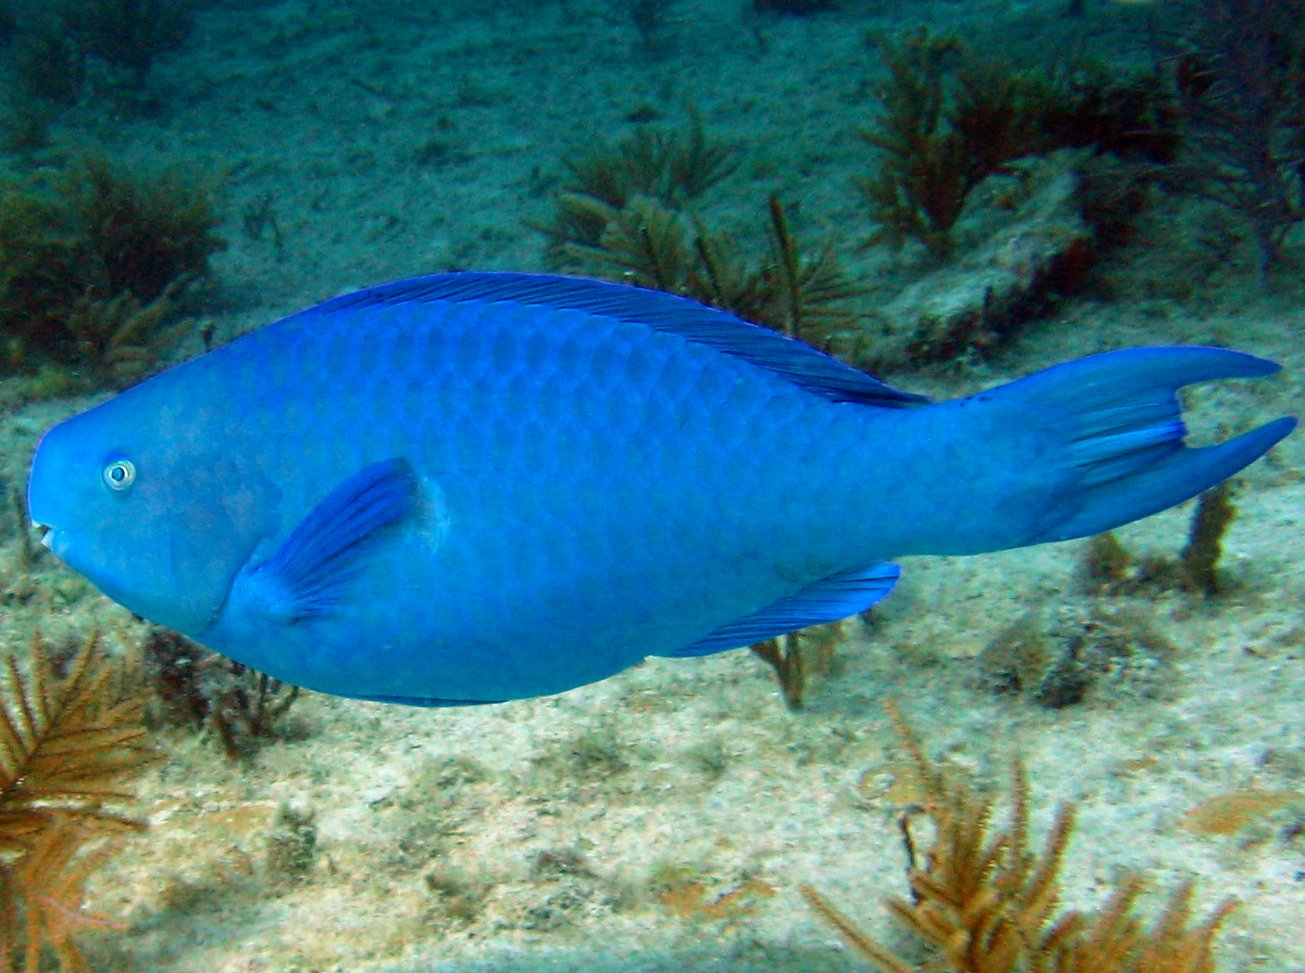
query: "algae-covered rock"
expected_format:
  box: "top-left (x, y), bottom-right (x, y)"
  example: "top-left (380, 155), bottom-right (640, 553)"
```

top-left (976, 602), bottom-right (1177, 708)
top-left (856, 150), bottom-right (1094, 368)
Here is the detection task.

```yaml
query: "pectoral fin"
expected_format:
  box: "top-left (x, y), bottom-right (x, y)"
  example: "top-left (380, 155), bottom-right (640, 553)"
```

top-left (664, 562), bottom-right (901, 657)
top-left (235, 458), bottom-right (417, 623)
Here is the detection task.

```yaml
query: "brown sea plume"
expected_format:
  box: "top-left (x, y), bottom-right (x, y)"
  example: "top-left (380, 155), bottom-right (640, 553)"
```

top-left (0, 632), bottom-right (157, 972)
top-left (802, 702), bottom-right (1235, 972)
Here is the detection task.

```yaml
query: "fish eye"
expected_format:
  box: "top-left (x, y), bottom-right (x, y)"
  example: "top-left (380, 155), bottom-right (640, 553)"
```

top-left (102, 457), bottom-right (136, 492)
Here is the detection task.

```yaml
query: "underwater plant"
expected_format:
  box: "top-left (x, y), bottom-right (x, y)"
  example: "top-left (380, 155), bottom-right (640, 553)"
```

top-left (0, 155), bottom-right (222, 383)
top-left (544, 112), bottom-right (739, 253)
top-left (1077, 531), bottom-right (1136, 594)
top-left (1040, 63), bottom-right (1179, 166)
top-left (141, 628), bottom-right (300, 760)
top-left (0, 97), bottom-right (56, 156)
top-left (1179, 481), bottom-right (1236, 597)
top-left (63, 285), bottom-right (192, 387)
top-left (1173, 0), bottom-right (1305, 278)
top-left (857, 29), bottom-right (967, 259)
top-left (755, 194), bottom-right (865, 346)
top-left (858, 30), bottom-right (1066, 259)
top-left (858, 31), bottom-right (1179, 260)
top-left (803, 702), bottom-right (1236, 972)
top-left (60, 0), bottom-right (195, 88)
top-left (3, 486), bottom-right (40, 570)
top-left (1074, 483), bottom-right (1240, 598)
top-left (0, 176), bottom-right (92, 371)
top-left (570, 194), bottom-right (862, 351)
top-left (264, 803), bottom-right (317, 887)
top-left (619, 0), bottom-right (680, 55)
top-left (208, 665), bottom-right (300, 760)
top-left (975, 604), bottom-right (1176, 709)
top-left (10, 16), bottom-right (86, 107)
top-left (58, 155), bottom-right (223, 304)
top-left (0, 632), bottom-right (158, 973)
top-left (749, 621), bottom-right (843, 710)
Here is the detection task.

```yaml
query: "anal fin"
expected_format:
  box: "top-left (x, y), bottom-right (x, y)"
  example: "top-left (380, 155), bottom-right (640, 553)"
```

top-left (664, 562), bottom-right (901, 658)
top-left (346, 693), bottom-right (502, 708)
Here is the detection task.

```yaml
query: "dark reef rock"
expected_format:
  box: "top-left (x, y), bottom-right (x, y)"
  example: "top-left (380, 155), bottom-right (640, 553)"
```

top-left (976, 602), bottom-right (1178, 708)
top-left (856, 151), bottom-right (1095, 368)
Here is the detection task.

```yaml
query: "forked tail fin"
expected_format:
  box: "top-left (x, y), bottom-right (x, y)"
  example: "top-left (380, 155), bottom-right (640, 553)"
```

top-left (990, 346), bottom-right (1294, 545)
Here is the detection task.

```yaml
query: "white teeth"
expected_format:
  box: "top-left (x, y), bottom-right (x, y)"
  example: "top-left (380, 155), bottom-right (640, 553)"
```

top-left (34, 524), bottom-right (52, 550)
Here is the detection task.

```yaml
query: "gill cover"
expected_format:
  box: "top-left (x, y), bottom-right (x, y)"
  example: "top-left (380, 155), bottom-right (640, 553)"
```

top-left (29, 413), bottom-right (279, 636)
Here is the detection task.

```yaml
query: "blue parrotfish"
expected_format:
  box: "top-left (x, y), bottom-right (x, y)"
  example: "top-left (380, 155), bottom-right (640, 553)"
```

top-left (26, 273), bottom-right (1295, 705)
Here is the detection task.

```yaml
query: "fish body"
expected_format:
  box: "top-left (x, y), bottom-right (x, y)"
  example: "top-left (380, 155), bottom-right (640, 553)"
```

top-left (26, 274), bottom-right (1295, 704)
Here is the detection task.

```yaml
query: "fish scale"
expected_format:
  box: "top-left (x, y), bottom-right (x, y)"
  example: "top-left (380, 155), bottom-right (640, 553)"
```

top-left (281, 297), bottom-right (863, 697)
top-left (26, 273), bottom-right (1295, 705)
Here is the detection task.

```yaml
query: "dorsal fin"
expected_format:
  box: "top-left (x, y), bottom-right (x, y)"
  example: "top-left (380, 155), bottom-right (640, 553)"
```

top-left (313, 272), bottom-right (928, 409)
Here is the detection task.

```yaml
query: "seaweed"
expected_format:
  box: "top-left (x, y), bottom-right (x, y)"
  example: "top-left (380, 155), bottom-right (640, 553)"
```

top-left (749, 622), bottom-right (843, 710)
top-left (1075, 484), bottom-right (1239, 598)
top-left (60, 0), bottom-right (195, 88)
top-left (759, 195), bottom-right (865, 343)
top-left (857, 29), bottom-right (968, 259)
top-left (570, 194), bottom-right (862, 350)
top-left (64, 284), bottom-right (191, 387)
top-left (0, 177), bottom-right (95, 371)
top-left (0, 96), bottom-right (56, 156)
top-left (1179, 481), bottom-right (1236, 597)
top-left (5, 487), bottom-right (40, 570)
top-left (1077, 532), bottom-right (1133, 594)
top-left (576, 195), bottom-right (695, 291)
top-left (751, 633), bottom-right (808, 710)
top-left (1040, 63), bottom-right (1179, 166)
top-left (141, 628), bottom-right (300, 759)
top-left (0, 155), bottom-right (222, 383)
top-left (858, 32), bottom-right (1178, 260)
top-left (10, 17), bottom-right (86, 107)
top-left (57, 155), bottom-right (224, 304)
top-left (802, 702), bottom-right (1236, 972)
top-left (0, 632), bottom-right (158, 973)
top-left (857, 30), bottom-right (1061, 259)
top-left (264, 803), bottom-right (317, 887)
top-left (544, 112), bottom-right (739, 253)
top-left (975, 604), bottom-right (1177, 708)
top-left (209, 665), bottom-right (300, 760)
top-left (1173, 0), bottom-right (1305, 279)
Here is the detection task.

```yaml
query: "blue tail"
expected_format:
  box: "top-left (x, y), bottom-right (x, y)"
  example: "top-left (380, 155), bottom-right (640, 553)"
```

top-left (985, 347), bottom-right (1294, 545)
top-left (918, 344), bottom-right (1294, 553)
